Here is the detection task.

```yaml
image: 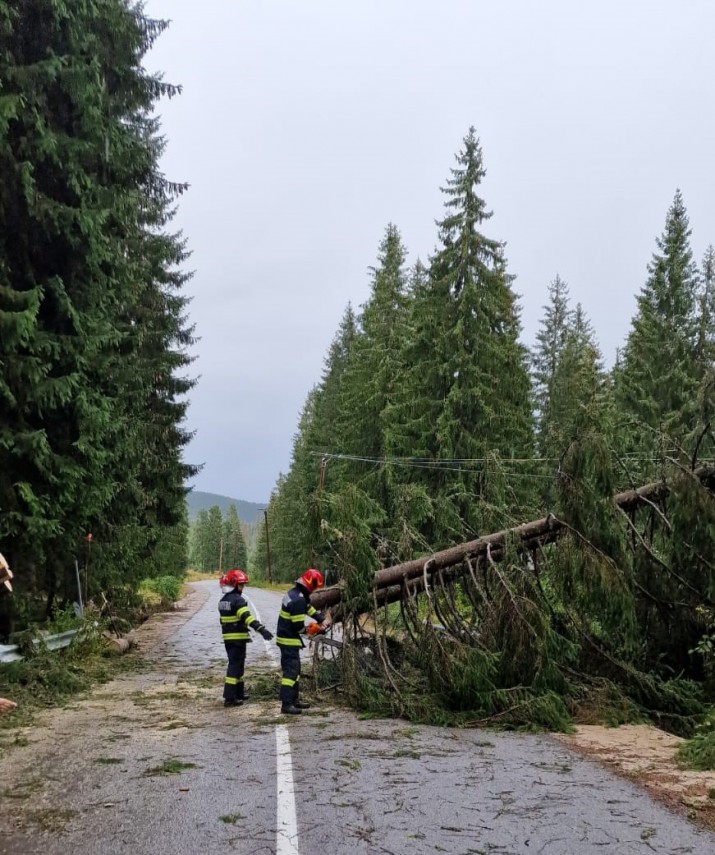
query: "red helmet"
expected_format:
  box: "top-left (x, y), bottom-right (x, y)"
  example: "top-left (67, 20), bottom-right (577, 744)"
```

top-left (220, 568), bottom-right (248, 588)
top-left (297, 568), bottom-right (324, 593)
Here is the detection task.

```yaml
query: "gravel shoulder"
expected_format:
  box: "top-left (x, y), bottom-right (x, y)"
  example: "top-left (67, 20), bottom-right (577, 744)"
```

top-left (558, 724), bottom-right (715, 832)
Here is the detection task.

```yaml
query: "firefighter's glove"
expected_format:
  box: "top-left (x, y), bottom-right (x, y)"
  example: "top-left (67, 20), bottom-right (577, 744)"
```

top-left (260, 627), bottom-right (274, 641)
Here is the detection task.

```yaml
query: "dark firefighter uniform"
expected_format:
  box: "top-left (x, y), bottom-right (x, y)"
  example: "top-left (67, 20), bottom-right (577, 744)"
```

top-left (218, 590), bottom-right (270, 704)
top-left (275, 584), bottom-right (324, 708)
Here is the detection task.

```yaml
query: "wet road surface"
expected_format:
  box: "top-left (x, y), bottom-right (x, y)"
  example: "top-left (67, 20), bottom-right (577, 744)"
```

top-left (0, 581), bottom-right (713, 855)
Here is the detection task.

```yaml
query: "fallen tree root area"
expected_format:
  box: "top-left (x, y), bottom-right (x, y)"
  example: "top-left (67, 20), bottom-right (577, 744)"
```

top-left (556, 725), bottom-right (715, 830)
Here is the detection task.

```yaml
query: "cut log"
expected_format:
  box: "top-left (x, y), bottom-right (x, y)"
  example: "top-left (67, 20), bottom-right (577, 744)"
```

top-left (311, 466), bottom-right (715, 615)
top-left (103, 632), bottom-right (133, 654)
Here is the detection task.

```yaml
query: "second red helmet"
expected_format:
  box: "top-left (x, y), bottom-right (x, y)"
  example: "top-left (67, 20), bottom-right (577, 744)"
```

top-left (297, 568), bottom-right (324, 593)
top-left (220, 568), bottom-right (248, 587)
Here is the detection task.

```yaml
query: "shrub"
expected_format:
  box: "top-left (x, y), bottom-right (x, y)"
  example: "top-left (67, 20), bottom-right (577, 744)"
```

top-left (137, 576), bottom-right (183, 608)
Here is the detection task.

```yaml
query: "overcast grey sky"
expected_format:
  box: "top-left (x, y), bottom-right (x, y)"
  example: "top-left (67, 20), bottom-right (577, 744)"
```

top-left (144, 0), bottom-right (715, 503)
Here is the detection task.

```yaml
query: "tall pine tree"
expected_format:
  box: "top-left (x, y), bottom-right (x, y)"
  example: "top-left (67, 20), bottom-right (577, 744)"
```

top-left (387, 128), bottom-right (534, 541)
top-left (615, 190), bottom-right (701, 474)
top-left (0, 1), bottom-right (195, 628)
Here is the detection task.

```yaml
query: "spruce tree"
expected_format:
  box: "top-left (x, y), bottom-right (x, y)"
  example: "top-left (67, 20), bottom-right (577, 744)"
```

top-left (388, 128), bottom-right (534, 541)
top-left (270, 307), bottom-right (359, 581)
top-left (0, 1), bottom-right (195, 625)
top-left (338, 225), bottom-right (408, 471)
top-left (325, 225), bottom-right (410, 565)
top-left (615, 190), bottom-right (701, 473)
top-left (533, 295), bottom-right (606, 506)
top-left (223, 504), bottom-right (248, 570)
top-left (532, 274), bottom-right (573, 444)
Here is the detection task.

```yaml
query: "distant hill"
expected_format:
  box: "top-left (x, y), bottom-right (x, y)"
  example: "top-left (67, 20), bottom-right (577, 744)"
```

top-left (185, 490), bottom-right (264, 524)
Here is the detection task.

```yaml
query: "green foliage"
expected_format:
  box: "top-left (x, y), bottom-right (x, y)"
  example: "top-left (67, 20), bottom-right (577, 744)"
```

top-left (677, 732), bottom-right (715, 771)
top-left (268, 308), bottom-right (359, 583)
top-left (320, 484), bottom-right (384, 607)
top-left (266, 133), bottom-right (715, 735)
top-left (189, 505), bottom-right (224, 573)
top-left (223, 505), bottom-right (248, 570)
top-left (137, 575), bottom-right (183, 608)
top-left (0, 0), bottom-right (195, 635)
top-left (614, 190), bottom-right (704, 471)
top-left (0, 623), bottom-right (118, 730)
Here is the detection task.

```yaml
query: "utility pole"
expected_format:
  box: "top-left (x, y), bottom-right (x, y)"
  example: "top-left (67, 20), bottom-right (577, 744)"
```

top-left (262, 508), bottom-right (273, 584)
top-left (218, 536), bottom-right (224, 574)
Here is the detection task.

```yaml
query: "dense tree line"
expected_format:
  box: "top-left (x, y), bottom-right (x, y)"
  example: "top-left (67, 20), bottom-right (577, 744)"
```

top-left (0, 1), bottom-right (195, 634)
top-left (255, 127), bottom-right (715, 728)
top-left (261, 131), bottom-right (715, 584)
top-left (189, 504), bottom-right (248, 574)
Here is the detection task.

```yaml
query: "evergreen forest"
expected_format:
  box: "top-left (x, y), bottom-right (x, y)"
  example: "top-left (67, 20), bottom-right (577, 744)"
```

top-left (0, 2), bottom-right (195, 635)
top-left (189, 504), bottom-right (249, 576)
top-left (3, 1), bottom-right (715, 735)
top-left (253, 129), bottom-right (715, 731)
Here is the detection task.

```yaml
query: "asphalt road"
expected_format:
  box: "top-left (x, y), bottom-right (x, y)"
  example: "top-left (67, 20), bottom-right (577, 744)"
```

top-left (1, 580), bottom-right (713, 855)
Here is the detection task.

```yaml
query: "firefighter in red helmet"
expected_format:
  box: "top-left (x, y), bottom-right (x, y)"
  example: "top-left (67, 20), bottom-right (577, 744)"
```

top-left (275, 568), bottom-right (325, 715)
top-left (218, 568), bottom-right (273, 707)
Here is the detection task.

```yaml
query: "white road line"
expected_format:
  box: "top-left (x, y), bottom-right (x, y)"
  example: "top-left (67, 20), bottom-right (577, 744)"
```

top-left (247, 594), bottom-right (301, 855)
top-left (275, 724), bottom-right (300, 855)
top-left (247, 596), bottom-right (277, 662)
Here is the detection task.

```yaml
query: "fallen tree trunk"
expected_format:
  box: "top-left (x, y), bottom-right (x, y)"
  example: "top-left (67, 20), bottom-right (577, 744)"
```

top-left (311, 466), bottom-right (715, 615)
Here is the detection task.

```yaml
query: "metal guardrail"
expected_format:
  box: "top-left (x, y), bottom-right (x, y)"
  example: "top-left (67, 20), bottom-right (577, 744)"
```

top-left (0, 629), bottom-right (79, 664)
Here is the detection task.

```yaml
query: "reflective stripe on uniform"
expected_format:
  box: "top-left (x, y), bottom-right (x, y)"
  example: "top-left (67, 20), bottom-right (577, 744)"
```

top-left (276, 636), bottom-right (302, 647)
top-left (281, 677), bottom-right (296, 687)
top-left (223, 632), bottom-right (250, 641)
top-left (279, 609), bottom-right (305, 623)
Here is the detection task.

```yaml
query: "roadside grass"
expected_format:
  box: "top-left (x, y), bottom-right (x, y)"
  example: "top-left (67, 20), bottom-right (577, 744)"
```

top-left (0, 582), bottom-right (187, 743)
top-left (184, 570), bottom-right (289, 594)
top-left (0, 631), bottom-right (143, 736)
top-left (184, 570), bottom-right (217, 582)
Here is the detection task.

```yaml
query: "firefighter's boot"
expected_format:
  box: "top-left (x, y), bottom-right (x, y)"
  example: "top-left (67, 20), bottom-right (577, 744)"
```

top-left (281, 703), bottom-right (302, 715)
top-left (293, 688), bottom-right (311, 710)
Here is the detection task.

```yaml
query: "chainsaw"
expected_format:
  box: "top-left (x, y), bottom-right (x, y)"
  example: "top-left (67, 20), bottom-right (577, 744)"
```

top-left (306, 612), bottom-right (331, 637)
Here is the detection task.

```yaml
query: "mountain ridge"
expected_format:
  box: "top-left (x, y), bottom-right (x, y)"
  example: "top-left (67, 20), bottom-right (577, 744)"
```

top-left (185, 490), bottom-right (265, 524)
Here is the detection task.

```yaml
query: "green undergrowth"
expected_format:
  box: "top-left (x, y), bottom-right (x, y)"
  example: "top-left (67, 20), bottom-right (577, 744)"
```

top-left (0, 625), bottom-right (144, 735)
top-left (317, 635), bottom-right (708, 735)
top-left (137, 575), bottom-right (184, 609)
top-left (677, 710), bottom-right (715, 770)
top-left (677, 733), bottom-right (715, 770)
top-left (242, 667), bottom-right (281, 700)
